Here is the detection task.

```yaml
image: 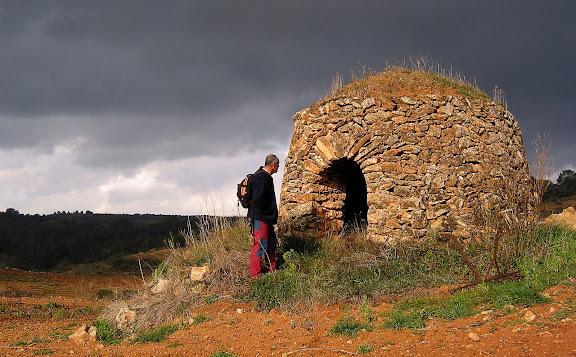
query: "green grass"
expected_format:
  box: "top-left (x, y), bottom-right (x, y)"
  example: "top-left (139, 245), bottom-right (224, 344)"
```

top-left (204, 294), bottom-right (219, 304)
top-left (330, 316), bottom-right (372, 337)
top-left (92, 319), bottom-right (123, 345)
top-left (190, 313), bottom-right (209, 325)
top-left (249, 235), bottom-right (471, 311)
top-left (209, 351), bottom-right (236, 357)
top-left (132, 324), bottom-right (180, 343)
top-left (356, 343), bottom-right (375, 354)
top-left (249, 225), bottom-right (576, 325)
top-left (379, 226), bottom-right (576, 330)
top-left (33, 348), bottom-right (54, 355)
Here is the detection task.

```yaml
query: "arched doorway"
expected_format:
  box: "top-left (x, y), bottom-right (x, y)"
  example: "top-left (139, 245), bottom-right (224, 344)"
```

top-left (320, 158), bottom-right (368, 231)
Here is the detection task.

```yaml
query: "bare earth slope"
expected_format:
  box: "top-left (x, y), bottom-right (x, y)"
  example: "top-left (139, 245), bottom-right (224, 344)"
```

top-left (2, 269), bottom-right (576, 356)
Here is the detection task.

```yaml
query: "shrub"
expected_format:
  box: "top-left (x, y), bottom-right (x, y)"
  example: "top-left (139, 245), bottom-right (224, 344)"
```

top-left (190, 313), bottom-right (209, 325)
top-left (92, 319), bottom-right (123, 345)
top-left (330, 316), bottom-right (372, 337)
top-left (132, 324), bottom-right (180, 343)
top-left (95, 289), bottom-right (115, 301)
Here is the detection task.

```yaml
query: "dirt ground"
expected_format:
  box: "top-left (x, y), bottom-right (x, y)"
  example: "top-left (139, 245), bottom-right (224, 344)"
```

top-left (2, 269), bottom-right (576, 356)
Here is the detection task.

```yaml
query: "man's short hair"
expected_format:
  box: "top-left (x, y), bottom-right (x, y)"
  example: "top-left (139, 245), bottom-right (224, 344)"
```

top-left (265, 154), bottom-right (279, 166)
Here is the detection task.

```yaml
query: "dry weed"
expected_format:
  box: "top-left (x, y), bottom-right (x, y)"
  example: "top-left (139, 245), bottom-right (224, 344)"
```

top-left (104, 214), bottom-right (253, 332)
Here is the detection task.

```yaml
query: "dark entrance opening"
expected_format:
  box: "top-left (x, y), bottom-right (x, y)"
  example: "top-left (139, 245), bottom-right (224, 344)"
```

top-left (321, 158), bottom-right (368, 230)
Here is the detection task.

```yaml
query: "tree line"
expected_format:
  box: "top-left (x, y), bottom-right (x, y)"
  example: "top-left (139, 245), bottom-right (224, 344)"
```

top-left (0, 209), bottom-right (196, 271)
top-left (543, 169), bottom-right (576, 202)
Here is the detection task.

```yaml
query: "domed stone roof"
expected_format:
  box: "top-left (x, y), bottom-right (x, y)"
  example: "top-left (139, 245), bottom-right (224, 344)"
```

top-left (279, 69), bottom-right (532, 241)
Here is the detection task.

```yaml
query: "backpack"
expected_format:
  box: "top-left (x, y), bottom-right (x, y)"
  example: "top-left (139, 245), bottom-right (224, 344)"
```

top-left (237, 169), bottom-right (265, 208)
top-left (237, 174), bottom-right (254, 208)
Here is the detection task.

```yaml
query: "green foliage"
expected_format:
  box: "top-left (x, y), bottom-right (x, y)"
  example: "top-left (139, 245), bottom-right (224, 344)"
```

top-left (209, 351), bottom-right (236, 357)
top-left (190, 313), bottom-right (209, 325)
top-left (43, 301), bottom-right (60, 309)
top-left (250, 270), bottom-right (296, 310)
top-left (425, 72), bottom-right (488, 99)
top-left (330, 316), bottom-right (372, 337)
top-left (382, 297), bottom-right (440, 330)
top-left (0, 303), bottom-right (5, 313)
top-left (479, 280), bottom-right (548, 308)
top-left (435, 292), bottom-right (478, 320)
top-left (0, 210), bottom-right (193, 271)
top-left (151, 261), bottom-right (170, 283)
top-left (204, 294), bottom-right (219, 304)
top-left (381, 226), bottom-right (576, 330)
top-left (132, 324), bottom-right (179, 343)
top-left (356, 343), bottom-right (376, 354)
top-left (359, 296), bottom-right (376, 322)
top-left (543, 169), bottom-right (576, 201)
top-left (250, 235), bottom-right (469, 311)
top-left (33, 348), bottom-right (55, 355)
top-left (92, 319), bottom-right (123, 345)
top-left (48, 331), bottom-right (72, 341)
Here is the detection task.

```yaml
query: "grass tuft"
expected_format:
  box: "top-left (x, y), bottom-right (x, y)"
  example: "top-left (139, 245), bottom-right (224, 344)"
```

top-left (92, 318), bottom-right (123, 345)
top-left (356, 343), bottom-right (376, 354)
top-left (132, 323), bottom-right (181, 343)
top-left (330, 316), bottom-right (372, 337)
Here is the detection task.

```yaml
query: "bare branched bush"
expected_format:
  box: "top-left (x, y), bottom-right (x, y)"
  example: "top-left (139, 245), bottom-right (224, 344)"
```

top-left (492, 85), bottom-right (507, 108)
top-left (531, 134), bottom-right (553, 205)
top-left (328, 72), bottom-right (343, 98)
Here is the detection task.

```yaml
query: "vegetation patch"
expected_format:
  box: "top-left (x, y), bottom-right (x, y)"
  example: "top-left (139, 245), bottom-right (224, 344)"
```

top-left (356, 343), bottom-right (376, 354)
top-left (95, 289), bottom-right (116, 301)
top-left (208, 351), bottom-right (237, 357)
top-left (92, 319), bottom-right (123, 345)
top-left (330, 316), bottom-right (372, 337)
top-left (132, 323), bottom-right (181, 343)
top-left (190, 313), bottom-right (209, 325)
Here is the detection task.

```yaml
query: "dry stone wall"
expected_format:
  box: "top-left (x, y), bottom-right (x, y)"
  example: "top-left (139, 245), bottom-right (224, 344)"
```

top-left (279, 94), bottom-right (532, 241)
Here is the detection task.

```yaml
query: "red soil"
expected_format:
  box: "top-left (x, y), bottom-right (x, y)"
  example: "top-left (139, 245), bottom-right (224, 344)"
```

top-left (2, 269), bottom-right (576, 356)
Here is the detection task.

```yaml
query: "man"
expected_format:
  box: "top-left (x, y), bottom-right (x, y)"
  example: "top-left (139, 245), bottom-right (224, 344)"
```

top-left (248, 154), bottom-right (279, 278)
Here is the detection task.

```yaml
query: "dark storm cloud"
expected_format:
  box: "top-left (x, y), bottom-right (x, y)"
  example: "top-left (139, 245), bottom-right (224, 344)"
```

top-left (0, 0), bottom-right (574, 171)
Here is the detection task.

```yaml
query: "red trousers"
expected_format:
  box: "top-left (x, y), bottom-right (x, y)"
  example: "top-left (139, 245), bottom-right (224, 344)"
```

top-left (250, 220), bottom-right (277, 278)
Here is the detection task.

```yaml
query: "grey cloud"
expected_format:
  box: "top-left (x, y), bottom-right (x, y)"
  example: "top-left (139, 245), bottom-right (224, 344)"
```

top-left (0, 0), bottom-right (574, 172)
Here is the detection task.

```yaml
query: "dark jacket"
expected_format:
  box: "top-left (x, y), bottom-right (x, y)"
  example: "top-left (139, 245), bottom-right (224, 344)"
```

top-left (248, 167), bottom-right (278, 225)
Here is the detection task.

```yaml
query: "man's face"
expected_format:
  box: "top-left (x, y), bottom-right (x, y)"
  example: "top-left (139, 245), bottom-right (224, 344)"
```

top-left (271, 162), bottom-right (279, 174)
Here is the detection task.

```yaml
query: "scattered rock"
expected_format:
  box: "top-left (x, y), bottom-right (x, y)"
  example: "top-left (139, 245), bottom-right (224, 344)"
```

top-left (468, 332), bottom-right (480, 341)
top-left (69, 324), bottom-right (97, 345)
top-left (236, 308), bottom-right (245, 314)
top-left (151, 277), bottom-right (171, 294)
top-left (523, 311), bottom-right (536, 323)
top-left (190, 266), bottom-right (210, 281)
top-left (116, 307), bottom-right (137, 333)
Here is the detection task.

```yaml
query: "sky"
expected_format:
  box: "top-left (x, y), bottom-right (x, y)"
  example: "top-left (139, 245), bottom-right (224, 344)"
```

top-left (1, 1), bottom-right (575, 216)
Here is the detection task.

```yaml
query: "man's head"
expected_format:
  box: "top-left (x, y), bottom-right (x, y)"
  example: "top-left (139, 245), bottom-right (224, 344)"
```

top-left (264, 154), bottom-right (280, 175)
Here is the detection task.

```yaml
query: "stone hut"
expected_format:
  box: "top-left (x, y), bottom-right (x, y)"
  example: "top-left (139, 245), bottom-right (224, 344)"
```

top-left (279, 70), bottom-right (532, 241)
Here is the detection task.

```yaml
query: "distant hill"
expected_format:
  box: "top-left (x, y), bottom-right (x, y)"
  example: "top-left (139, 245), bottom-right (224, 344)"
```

top-left (0, 209), bottom-right (198, 272)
